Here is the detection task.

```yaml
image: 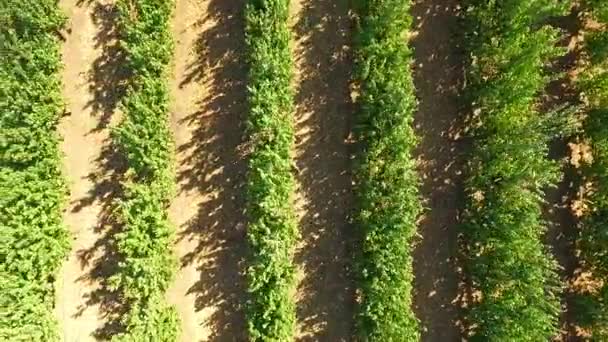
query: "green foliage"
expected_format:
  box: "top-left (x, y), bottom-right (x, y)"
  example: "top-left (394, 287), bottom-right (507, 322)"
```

top-left (110, 0), bottom-right (179, 340)
top-left (244, 0), bottom-right (297, 340)
top-left (462, 0), bottom-right (568, 340)
top-left (0, 1), bottom-right (69, 340)
top-left (352, 0), bottom-right (421, 340)
top-left (576, 0), bottom-right (608, 338)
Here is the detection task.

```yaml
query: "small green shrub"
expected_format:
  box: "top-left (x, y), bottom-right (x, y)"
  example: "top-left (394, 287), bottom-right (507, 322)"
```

top-left (0, 1), bottom-right (69, 340)
top-left (352, 0), bottom-right (422, 340)
top-left (110, 0), bottom-right (179, 340)
top-left (461, 0), bottom-right (568, 340)
top-left (576, 0), bottom-right (608, 339)
top-left (243, 0), bottom-right (298, 340)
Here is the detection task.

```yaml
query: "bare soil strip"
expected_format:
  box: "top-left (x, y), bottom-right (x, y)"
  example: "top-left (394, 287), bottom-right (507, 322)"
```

top-left (55, 0), bottom-right (126, 340)
top-left (289, 0), bottom-right (356, 340)
top-left (546, 140), bottom-right (581, 342)
top-left (544, 9), bottom-right (583, 341)
top-left (166, 0), bottom-right (248, 340)
top-left (411, 1), bottom-right (467, 340)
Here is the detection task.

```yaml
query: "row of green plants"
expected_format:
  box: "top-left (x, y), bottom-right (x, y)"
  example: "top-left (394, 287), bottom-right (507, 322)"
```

top-left (109, 0), bottom-right (179, 340)
top-left (352, 0), bottom-right (421, 340)
top-left (0, 1), bottom-right (70, 340)
top-left (577, 0), bottom-right (608, 338)
top-left (243, 0), bottom-right (298, 340)
top-left (461, 0), bottom-right (570, 340)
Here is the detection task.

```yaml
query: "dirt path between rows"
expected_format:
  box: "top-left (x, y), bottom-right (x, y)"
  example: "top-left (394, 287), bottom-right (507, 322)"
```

top-left (411, 1), bottom-right (467, 341)
top-left (55, 0), bottom-right (126, 340)
top-left (289, 0), bottom-right (356, 340)
top-left (544, 9), bottom-right (583, 341)
top-left (166, 0), bottom-right (248, 340)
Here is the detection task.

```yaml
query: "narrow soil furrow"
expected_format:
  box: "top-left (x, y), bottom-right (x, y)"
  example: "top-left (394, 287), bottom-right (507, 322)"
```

top-left (166, 0), bottom-right (248, 340)
top-left (55, 0), bottom-right (126, 340)
top-left (544, 9), bottom-right (583, 341)
top-left (546, 142), bottom-right (580, 342)
top-left (411, 1), bottom-right (467, 341)
top-left (290, 0), bottom-right (356, 340)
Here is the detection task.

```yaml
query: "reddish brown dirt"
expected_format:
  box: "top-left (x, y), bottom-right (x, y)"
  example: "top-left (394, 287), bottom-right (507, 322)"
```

top-left (165, 0), bottom-right (248, 340)
top-left (411, 1), bottom-right (467, 341)
top-left (55, 0), bottom-right (126, 340)
top-left (290, 0), bottom-right (356, 340)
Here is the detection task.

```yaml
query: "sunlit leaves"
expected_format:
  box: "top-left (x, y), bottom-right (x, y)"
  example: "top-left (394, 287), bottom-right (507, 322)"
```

top-left (110, 0), bottom-right (179, 340)
top-left (462, 0), bottom-right (567, 340)
top-left (576, 1), bottom-right (608, 339)
top-left (244, 0), bottom-right (298, 340)
top-left (353, 0), bottom-right (421, 340)
top-left (0, 1), bottom-right (69, 340)
top-left (245, 0), bottom-right (297, 341)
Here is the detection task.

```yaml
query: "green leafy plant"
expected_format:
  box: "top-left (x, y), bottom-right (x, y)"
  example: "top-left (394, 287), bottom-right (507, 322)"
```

top-left (352, 0), bottom-right (421, 340)
top-left (576, 0), bottom-right (608, 339)
top-left (244, 0), bottom-right (298, 340)
top-left (461, 0), bottom-right (569, 340)
top-left (109, 0), bottom-right (179, 340)
top-left (0, 1), bottom-right (70, 340)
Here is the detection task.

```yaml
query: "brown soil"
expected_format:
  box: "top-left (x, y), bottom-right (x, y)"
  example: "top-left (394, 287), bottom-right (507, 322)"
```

top-left (165, 0), bottom-right (248, 340)
top-left (411, 1), bottom-right (467, 341)
top-left (546, 146), bottom-right (581, 342)
top-left (543, 8), bottom-right (584, 342)
top-left (55, 0), bottom-right (126, 340)
top-left (289, 0), bottom-right (356, 340)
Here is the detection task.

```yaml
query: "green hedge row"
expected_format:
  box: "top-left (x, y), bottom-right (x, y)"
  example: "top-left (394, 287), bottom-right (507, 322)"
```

top-left (577, 0), bottom-right (608, 338)
top-left (0, 1), bottom-right (70, 340)
top-left (110, 0), bottom-right (179, 340)
top-left (352, 0), bottom-right (421, 340)
top-left (243, 0), bottom-right (298, 340)
top-left (462, 1), bottom-right (568, 340)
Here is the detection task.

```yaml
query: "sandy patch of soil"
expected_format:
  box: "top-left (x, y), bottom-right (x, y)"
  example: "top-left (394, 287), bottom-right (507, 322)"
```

top-left (166, 0), bottom-right (248, 340)
top-left (55, 0), bottom-right (126, 340)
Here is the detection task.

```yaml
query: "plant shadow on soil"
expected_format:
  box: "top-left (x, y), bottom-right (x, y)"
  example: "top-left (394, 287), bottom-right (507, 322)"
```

top-left (292, 0), bottom-right (356, 340)
top-left (543, 8), bottom-right (584, 341)
top-left (70, 0), bottom-right (130, 339)
top-left (410, 1), bottom-right (471, 341)
top-left (174, 0), bottom-right (249, 340)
